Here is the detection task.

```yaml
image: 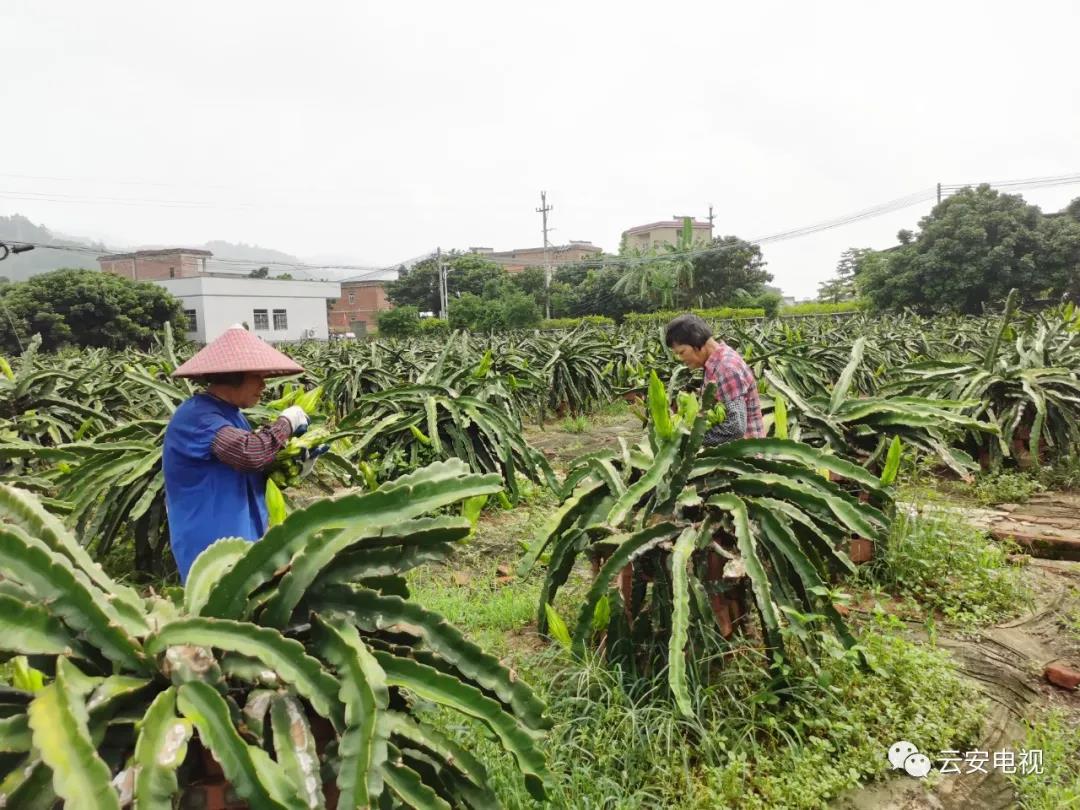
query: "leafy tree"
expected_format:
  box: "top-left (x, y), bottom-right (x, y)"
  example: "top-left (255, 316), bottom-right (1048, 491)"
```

top-left (1065, 196), bottom-right (1080, 223)
top-left (447, 291), bottom-right (540, 331)
top-left (275, 272), bottom-right (293, 280)
top-left (550, 264), bottom-right (642, 320)
top-left (817, 247), bottom-right (870, 302)
top-left (501, 290), bottom-right (542, 329)
top-left (249, 266), bottom-right (270, 278)
top-left (0, 269), bottom-right (185, 352)
top-left (385, 253), bottom-right (512, 314)
top-left (376, 305), bottom-right (421, 337)
top-left (860, 185), bottom-right (1080, 313)
top-left (689, 235), bottom-right (772, 306)
top-left (448, 293), bottom-right (489, 331)
top-left (448, 254), bottom-right (509, 298)
top-left (384, 260), bottom-right (440, 313)
top-left (1037, 213), bottom-right (1080, 302)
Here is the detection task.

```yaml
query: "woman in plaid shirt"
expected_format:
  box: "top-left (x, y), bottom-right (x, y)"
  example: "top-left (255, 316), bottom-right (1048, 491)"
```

top-left (664, 314), bottom-right (765, 445)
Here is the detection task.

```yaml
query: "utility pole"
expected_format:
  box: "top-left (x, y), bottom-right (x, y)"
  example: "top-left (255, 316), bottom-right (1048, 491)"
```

top-left (707, 204), bottom-right (715, 227)
top-left (936, 182), bottom-right (942, 205)
top-left (536, 191), bottom-right (553, 319)
top-left (436, 247), bottom-right (449, 320)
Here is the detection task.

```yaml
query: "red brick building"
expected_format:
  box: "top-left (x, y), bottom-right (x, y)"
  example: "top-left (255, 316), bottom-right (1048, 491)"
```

top-left (98, 248), bottom-right (212, 280)
top-left (470, 241), bottom-right (602, 274)
top-left (327, 269), bottom-right (398, 335)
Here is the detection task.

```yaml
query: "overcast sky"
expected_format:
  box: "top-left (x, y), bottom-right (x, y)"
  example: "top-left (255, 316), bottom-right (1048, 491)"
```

top-left (4, 1), bottom-right (1079, 297)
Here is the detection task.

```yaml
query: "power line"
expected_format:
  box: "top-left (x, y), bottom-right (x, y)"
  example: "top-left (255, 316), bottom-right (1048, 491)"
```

top-left (7, 171), bottom-right (1080, 277)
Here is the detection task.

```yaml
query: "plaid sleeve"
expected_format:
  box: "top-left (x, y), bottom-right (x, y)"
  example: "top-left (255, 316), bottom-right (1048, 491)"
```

top-left (702, 398), bottom-right (747, 446)
top-left (211, 416), bottom-right (292, 472)
top-left (711, 359), bottom-right (752, 403)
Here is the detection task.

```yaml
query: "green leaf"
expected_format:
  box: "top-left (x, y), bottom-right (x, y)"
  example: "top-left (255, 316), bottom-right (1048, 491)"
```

top-left (0, 713), bottom-right (31, 753)
top-left (0, 594), bottom-right (91, 658)
top-left (202, 459), bottom-right (502, 620)
top-left (28, 659), bottom-right (119, 810)
top-left (310, 616), bottom-right (389, 809)
top-left (147, 618), bottom-right (341, 729)
top-left (517, 478), bottom-right (606, 576)
top-left (310, 586), bottom-right (549, 731)
top-left (266, 478), bottom-right (287, 527)
top-left (461, 494), bottom-right (488, 532)
top-left (383, 711), bottom-right (498, 809)
top-left (591, 594), bottom-right (611, 633)
top-left (183, 538), bottom-right (252, 616)
top-left (270, 695), bottom-right (325, 810)
top-left (647, 371), bottom-right (674, 442)
top-left (0, 484), bottom-right (143, 615)
top-left (708, 493), bottom-right (784, 659)
top-left (372, 651), bottom-right (550, 801)
top-left (543, 604), bottom-right (571, 650)
top-left (668, 525), bottom-right (701, 718)
top-left (12, 656), bottom-right (45, 693)
top-left (382, 748), bottom-right (453, 810)
top-left (773, 392), bottom-right (789, 439)
top-left (177, 682), bottom-right (308, 810)
top-left (829, 336), bottom-right (866, 414)
top-left (606, 438), bottom-right (681, 527)
top-left (879, 436), bottom-right (903, 486)
top-left (259, 515), bottom-right (474, 628)
top-left (729, 473), bottom-right (885, 541)
top-left (132, 688), bottom-right (192, 810)
top-left (572, 522), bottom-right (681, 657)
top-left (0, 526), bottom-right (146, 672)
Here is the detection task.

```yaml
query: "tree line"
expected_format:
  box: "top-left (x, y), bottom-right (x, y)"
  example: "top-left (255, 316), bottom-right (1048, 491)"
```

top-left (381, 221), bottom-right (778, 335)
top-left (819, 186), bottom-right (1080, 313)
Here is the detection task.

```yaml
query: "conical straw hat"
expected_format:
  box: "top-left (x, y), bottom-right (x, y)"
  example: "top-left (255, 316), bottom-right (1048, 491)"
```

top-left (172, 324), bottom-right (304, 378)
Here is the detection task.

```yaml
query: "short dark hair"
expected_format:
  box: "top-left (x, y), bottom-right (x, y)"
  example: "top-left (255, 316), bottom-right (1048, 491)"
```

top-left (664, 314), bottom-right (712, 349)
top-left (197, 372), bottom-right (248, 387)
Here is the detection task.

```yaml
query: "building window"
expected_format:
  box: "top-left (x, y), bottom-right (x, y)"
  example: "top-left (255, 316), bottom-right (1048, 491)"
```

top-left (169, 268), bottom-right (176, 278)
top-left (183, 309), bottom-right (197, 332)
top-left (348, 291), bottom-right (356, 304)
top-left (273, 309), bottom-right (288, 330)
top-left (253, 309), bottom-right (269, 331)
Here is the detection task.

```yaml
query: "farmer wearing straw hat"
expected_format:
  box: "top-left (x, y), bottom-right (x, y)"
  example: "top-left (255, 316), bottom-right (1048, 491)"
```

top-left (163, 325), bottom-right (309, 582)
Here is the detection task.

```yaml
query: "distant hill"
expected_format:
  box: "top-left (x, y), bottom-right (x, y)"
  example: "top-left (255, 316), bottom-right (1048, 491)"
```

top-left (0, 213), bottom-right (381, 283)
top-left (0, 214), bottom-right (104, 280)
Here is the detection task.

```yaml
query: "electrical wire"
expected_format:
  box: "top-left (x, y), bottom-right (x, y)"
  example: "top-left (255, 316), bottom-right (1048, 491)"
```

top-left (5, 172), bottom-right (1080, 277)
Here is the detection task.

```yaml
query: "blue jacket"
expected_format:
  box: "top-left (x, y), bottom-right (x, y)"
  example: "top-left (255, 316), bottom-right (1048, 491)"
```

top-left (163, 393), bottom-right (268, 581)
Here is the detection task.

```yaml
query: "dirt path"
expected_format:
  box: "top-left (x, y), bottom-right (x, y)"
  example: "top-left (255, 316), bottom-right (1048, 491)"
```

top-left (524, 415), bottom-right (642, 469)
top-left (835, 558), bottom-right (1080, 809)
top-left (908, 493), bottom-right (1080, 561)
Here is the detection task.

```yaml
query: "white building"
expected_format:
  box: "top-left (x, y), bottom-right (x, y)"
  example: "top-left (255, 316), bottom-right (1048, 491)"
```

top-left (155, 276), bottom-right (341, 344)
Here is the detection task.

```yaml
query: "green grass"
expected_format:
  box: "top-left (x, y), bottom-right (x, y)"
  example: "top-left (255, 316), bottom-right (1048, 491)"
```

top-left (559, 415), bottom-right (590, 434)
top-left (405, 487), bottom-right (989, 809)
top-left (860, 510), bottom-right (1032, 626)
top-left (1059, 586), bottom-right (1080, 642)
top-left (1038, 454), bottom-right (1080, 491)
top-left (1008, 709), bottom-right (1080, 809)
top-left (963, 470), bottom-right (1045, 506)
top-left (408, 567), bottom-right (542, 657)
top-left (437, 612), bottom-right (984, 809)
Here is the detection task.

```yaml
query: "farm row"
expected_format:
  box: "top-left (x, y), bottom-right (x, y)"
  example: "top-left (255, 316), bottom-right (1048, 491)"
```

top-left (0, 302), bottom-right (1077, 807)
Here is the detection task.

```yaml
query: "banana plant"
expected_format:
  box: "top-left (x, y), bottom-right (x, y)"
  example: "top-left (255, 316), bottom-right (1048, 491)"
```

top-left (520, 373), bottom-right (892, 716)
top-left (0, 460), bottom-right (550, 808)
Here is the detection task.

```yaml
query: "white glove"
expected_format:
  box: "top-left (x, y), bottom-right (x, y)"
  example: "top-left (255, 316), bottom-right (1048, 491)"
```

top-left (280, 405), bottom-right (309, 434)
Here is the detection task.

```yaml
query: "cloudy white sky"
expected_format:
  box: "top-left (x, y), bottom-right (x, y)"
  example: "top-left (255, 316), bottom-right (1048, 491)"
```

top-left (4, 1), bottom-right (1079, 297)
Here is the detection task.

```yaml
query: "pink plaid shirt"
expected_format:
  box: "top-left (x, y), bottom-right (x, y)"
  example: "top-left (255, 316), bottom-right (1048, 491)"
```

top-left (703, 342), bottom-right (765, 439)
